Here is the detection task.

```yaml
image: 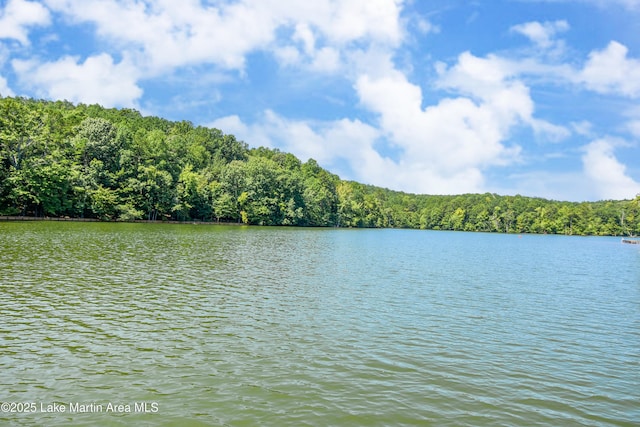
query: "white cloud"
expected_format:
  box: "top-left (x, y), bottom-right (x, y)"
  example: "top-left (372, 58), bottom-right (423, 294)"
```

top-left (210, 110), bottom-right (388, 183)
top-left (349, 48), bottom-right (581, 193)
top-left (211, 46), bottom-right (581, 196)
top-left (495, 170), bottom-right (592, 201)
top-left (510, 20), bottom-right (569, 49)
top-left (273, 45), bottom-right (301, 67)
top-left (582, 138), bottom-right (640, 200)
top-left (579, 41), bottom-right (640, 98)
top-left (356, 70), bottom-right (520, 193)
top-left (279, 23), bottom-right (342, 72)
top-left (293, 23), bottom-right (316, 55)
top-left (531, 118), bottom-right (572, 142)
top-left (0, 0), bottom-right (50, 45)
top-left (496, 39), bottom-right (640, 101)
top-left (275, 1), bottom-right (403, 73)
top-left (308, 0), bottom-right (403, 46)
top-left (211, 111), bottom-right (422, 195)
top-left (436, 52), bottom-right (517, 99)
top-left (42, 0), bottom-right (403, 76)
top-left (434, 52), bottom-right (569, 144)
top-left (43, 0), bottom-right (278, 72)
top-left (354, 63), bottom-right (518, 192)
top-left (210, 114), bottom-right (273, 149)
top-left (571, 120), bottom-right (594, 137)
top-left (0, 74), bottom-right (15, 96)
top-left (12, 53), bottom-right (142, 107)
top-left (309, 47), bottom-right (341, 72)
top-left (415, 17), bottom-right (440, 35)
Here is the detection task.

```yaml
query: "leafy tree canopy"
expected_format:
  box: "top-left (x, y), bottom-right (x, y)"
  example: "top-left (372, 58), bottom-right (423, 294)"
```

top-left (1, 96), bottom-right (638, 236)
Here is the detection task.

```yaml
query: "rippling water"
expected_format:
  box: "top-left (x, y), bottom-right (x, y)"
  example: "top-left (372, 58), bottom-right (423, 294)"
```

top-left (1, 222), bottom-right (638, 426)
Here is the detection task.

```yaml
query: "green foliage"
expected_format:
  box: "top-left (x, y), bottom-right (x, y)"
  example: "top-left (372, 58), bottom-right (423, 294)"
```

top-left (0, 96), bottom-right (638, 235)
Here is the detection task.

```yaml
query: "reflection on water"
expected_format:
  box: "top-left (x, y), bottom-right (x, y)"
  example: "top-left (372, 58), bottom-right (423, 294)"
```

top-left (1, 222), bottom-right (638, 426)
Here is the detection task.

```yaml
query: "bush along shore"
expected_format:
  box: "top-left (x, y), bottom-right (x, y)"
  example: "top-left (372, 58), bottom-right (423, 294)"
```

top-left (1, 96), bottom-right (639, 235)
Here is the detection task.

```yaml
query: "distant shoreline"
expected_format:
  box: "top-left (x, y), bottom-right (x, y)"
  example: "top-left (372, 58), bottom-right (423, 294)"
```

top-left (0, 216), bottom-right (245, 226)
top-left (2, 216), bottom-right (635, 238)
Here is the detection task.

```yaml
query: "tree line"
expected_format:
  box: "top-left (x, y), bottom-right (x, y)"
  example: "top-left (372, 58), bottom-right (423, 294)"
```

top-left (1, 96), bottom-right (639, 236)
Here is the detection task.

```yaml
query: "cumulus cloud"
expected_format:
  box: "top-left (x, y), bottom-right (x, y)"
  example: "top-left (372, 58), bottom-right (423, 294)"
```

top-left (435, 52), bottom-right (517, 99)
top-left (506, 27), bottom-right (640, 101)
top-left (0, 0), bottom-right (50, 45)
top-left (42, 0), bottom-right (277, 72)
top-left (579, 41), bottom-right (640, 97)
top-left (582, 138), bottom-right (640, 199)
top-left (12, 53), bottom-right (142, 107)
top-left (349, 48), bottom-right (581, 193)
top-left (434, 51), bottom-right (569, 144)
top-left (355, 68), bottom-right (520, 193)
top-left (275, 1), bottom-right (403, 73)
top-left (212, 45), bottom-right (582, 196)
top-left (210, 110), bottom-right (389, 183)
top-left (41, 0), bottom-right (403, 75)
top-left (510, 20), bottom-right (569, 49)
top-left (212, 51), bottom-right (542, 195)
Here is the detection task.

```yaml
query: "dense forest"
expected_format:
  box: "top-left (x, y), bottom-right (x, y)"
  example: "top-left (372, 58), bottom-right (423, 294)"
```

top-left (1, 96), bottom-right (639, 236)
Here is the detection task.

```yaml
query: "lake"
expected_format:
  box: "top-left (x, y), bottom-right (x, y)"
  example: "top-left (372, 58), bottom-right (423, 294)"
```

top-left (0, 222), bottom-right (638, 426)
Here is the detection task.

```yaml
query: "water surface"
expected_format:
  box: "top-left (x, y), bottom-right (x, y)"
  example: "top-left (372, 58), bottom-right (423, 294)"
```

top-left (1, 222), bottom-right (638, 426)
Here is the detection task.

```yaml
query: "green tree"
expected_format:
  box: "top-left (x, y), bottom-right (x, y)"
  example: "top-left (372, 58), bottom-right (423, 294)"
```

top-left (135, 165), bottom-right (174, 221)
top-left (1, 96), bottom-right (637, 233)
top-left (0, 97), bottom-right (46, 171)
top-left (90, 186), bottom-right (119, 220)
top-left (74, 117), bottom-right (121, 171)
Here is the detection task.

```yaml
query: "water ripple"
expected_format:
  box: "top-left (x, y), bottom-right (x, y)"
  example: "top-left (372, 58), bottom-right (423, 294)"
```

top-left (1, 223), bottom-right (638, 426)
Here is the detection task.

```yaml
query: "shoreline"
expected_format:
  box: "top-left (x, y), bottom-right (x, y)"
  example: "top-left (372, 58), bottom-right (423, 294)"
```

top-left (1, 216), bottom-right (634, 238)
top-left (0, 216), bottom-right (244, 226)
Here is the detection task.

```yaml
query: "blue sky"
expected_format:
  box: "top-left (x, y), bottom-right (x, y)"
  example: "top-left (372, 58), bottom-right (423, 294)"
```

top-left (1, 0), bottom-right (639, 201)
